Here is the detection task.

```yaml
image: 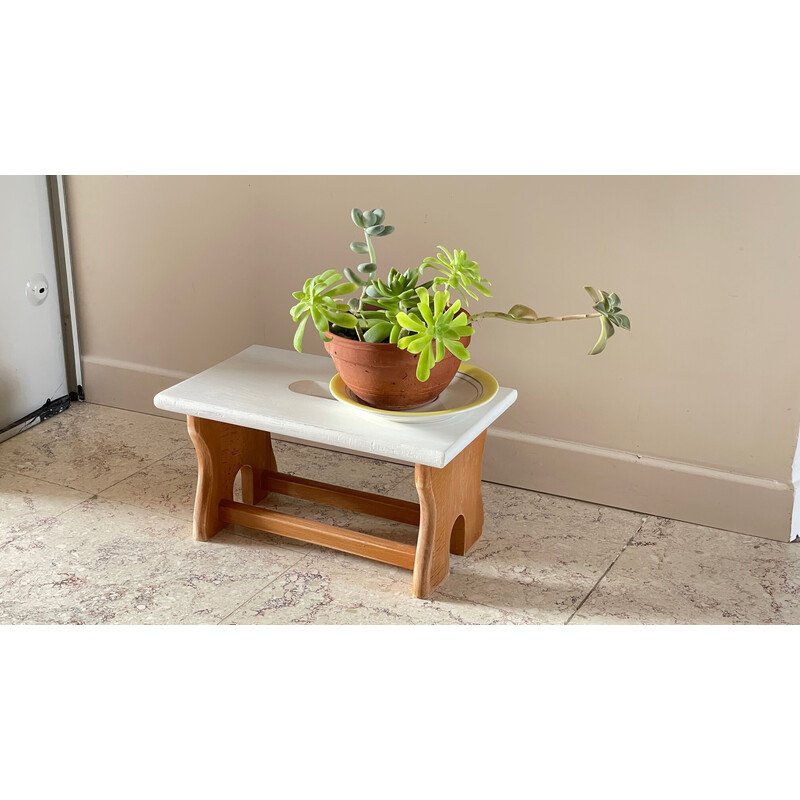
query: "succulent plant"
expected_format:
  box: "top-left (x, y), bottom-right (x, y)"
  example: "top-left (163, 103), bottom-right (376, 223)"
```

top-left (289, 269), bottom-right (358, 351)
top-left (395, 288), bottom-right (474, 381)
top-left (420, 246), bottom-right (492, 303)
top-left (585, 287), bottom-right (630, 355)
top-left (289, 207), bottom-right (630, 375)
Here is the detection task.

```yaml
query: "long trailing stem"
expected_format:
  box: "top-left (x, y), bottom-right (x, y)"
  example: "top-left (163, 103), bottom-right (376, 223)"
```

top-left (365, 231), bottom-right (376, 266)
top-left (353, 231), bottom-right (377, 341)
top-left (468, 311), bottom-right (602, 324)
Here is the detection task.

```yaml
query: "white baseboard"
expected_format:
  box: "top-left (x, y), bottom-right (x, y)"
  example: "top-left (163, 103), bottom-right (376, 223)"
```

top-left (82, 355), bottom-right (796, 543)
top-left (81, 355), bottom-right (190, 422)
top-left (483, 428), bottom-right (794, 542)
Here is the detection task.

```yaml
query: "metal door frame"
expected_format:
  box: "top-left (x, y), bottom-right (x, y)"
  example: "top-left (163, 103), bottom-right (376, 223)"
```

top-left (46, 175), bottom-right (83, 400)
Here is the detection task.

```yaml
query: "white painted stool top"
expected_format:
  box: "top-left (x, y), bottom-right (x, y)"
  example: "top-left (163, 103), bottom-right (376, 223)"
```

top-left (153, 345), bottom-right (517, 468)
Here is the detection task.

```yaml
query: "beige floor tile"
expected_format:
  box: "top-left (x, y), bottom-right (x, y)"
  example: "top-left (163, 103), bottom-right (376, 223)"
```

top-left (0, 497), bottom-right (305, 624)
top-left (571, 518), bottom-right (800, 624)
top-left (223, 547), bottom-right (531, 625)
top-left (98, 439), bottom-right (413, 551)
top-left (222, 479), bottom-right (643, 624)
top-left (390, 478), bottom-right (642, 621)
top-left (99, 446), bottom-right (199, 519)
top-left (0, 403), bottom-right (190, 494)
top-left (271, 439), bottom-right (414, 496)
top-left (100, 440), bottom-right (412, 519)
top-left (0, 469), bottom-right (91, 545)
top-left (5, 403), bottom-right (799, 626)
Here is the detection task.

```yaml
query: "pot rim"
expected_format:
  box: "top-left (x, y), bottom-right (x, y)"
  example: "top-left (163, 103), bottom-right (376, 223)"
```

top-left (324, 330), bottom-right (401, 349)
top-left (324, 328), bottom-right (471, 350)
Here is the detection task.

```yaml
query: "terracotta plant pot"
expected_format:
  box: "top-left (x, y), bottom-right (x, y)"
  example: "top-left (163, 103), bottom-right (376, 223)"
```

top-left (323, 331), bottom-right (471, 411)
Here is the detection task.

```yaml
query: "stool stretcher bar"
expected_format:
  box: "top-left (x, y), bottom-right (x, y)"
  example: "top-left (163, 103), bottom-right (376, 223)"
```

top-left (187, 415), bottom-right (486, 598)
top-left (219, 500), bottom-right (417, 569)
top-left (261, 470), bottom-right (421, 526)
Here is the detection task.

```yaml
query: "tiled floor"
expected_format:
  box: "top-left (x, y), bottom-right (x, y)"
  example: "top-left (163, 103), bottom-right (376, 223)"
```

top-left (0, 402), bottom-right (798, 624)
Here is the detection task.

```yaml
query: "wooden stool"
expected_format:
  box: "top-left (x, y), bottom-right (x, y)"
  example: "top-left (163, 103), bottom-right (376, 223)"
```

top-left (155, 346), bottom-right (516, 598)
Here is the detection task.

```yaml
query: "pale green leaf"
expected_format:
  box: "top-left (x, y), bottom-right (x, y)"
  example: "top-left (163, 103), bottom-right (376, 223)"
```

top-left (292, 313), bottom-right (309, 352)
top-left (508, 304), bottom-right (537, 320)
top-left (416, 345), bottom-right (434, 381)
top-left (396, 312), bottom-right (425, 333)
top-left (364, 321), bottom-right (393, 342)
top-left (443, 340), bottom-right (471, 361)
top-left (584, 286), bottom-right (602, 304)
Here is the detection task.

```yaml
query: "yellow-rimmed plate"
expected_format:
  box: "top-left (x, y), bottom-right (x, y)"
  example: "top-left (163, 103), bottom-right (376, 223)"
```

top-left (329, 364), bottom-right (499, 424)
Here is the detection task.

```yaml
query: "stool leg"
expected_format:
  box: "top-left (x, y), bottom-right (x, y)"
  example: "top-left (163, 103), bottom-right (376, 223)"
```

top-left (187, 416), bottom-right (276, 541)
top-left (412, 431), bottom-right (487, 598)
top-left (241, 436), bottom-right (277, 506)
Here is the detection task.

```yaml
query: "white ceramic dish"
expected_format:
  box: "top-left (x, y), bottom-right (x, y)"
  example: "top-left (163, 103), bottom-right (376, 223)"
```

top-left (328, 364), bottom-right (499, 424)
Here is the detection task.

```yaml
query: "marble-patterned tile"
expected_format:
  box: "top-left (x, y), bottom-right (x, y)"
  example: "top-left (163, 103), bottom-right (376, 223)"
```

top-left (223, 547), bottom-right (531, 625)
top-left (99, 446), bottom-right (199, 520)
top-left (390, 479), bottom-right (643, 622)
top-left (571, 517), bottom-right (800, 624)
top-left (0, 403), bottom-right (190, 494)
top-left (272, 439), bottom-right (414, 497)
top-left (0, 498), bottom-right (305, 625)
top-left (98, 440), bottom-right (406, 552)
top-left (0, 470), bottom-right (91, 545)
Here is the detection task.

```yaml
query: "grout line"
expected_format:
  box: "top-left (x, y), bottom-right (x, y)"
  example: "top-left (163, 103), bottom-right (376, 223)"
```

top-left (93, 446), bottom-right (193, 497)
top-left (0, 466), bottom-right (93, 494)
top-left (0, 444), bottom-right (191, 499)
top-left (86, 492), bottom-right (316, 561)
top-left (563, 519), bottom-right (648, 625)
top-left (214, 554), bottom-right (310, 625)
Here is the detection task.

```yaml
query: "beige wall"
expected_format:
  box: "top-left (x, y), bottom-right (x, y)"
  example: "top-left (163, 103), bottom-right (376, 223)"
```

top-left (65, 176), bottom-right (800, 540)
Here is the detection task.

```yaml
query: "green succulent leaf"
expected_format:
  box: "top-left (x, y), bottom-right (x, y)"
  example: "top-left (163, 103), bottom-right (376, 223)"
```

top-left (350, 241), bottom-right (370, 254)
top-left (402, 334), bottom-right (432, 355)
top-left (321, 281), bottom-right (358, 297)
top-left (292, 313), bottom-right (309, 352)
top-left (584, 286), bottom-right (602, 304)
top-left (395, 288), bottom-right (473, 382)
top-left (372, 225), bottom-right (394, 237)
top-left (366, 267), bottom-right (421, 307)
top-left (418, 245), bottom-right (491, 305)
top-left (372, 208), bottom-right (385, 224)
top-left (395, 311), bottom-right (426, 333)
top-left (363, 321), bottom-right (394, 343)
top-left (289, 270), bottom-right (359, 351)
top-left (343, 267), bottom-right (365, 286)
top-left (323, 308), bottom-right (358, 328)
top-left (588, 316), bottom-right (614, 355)
top-left (357, 262), bottom-right (377, 274)
top-left (416, 344), bottom-right (435, 381)
top-left (443, 339), bottom-right (470, 360)
top-left (311, 306), bottom-right (328, 336)
top-left (508, 304), bottom-right (538, 320)
top-left (351, 208), bottom-right (365, 228)
top-left (583, 287), bottom-right (630, 351)
top-left (614, 313), bottom-right (631, 330)
top-left (362, 211), bottom-right (377, 227)
top-left (365, 224), bottom-right (385, 236)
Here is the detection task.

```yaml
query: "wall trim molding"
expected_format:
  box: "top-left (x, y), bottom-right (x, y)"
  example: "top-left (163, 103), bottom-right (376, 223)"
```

top-left (483, 427), bottom-right (793, 542)
top-left (82, 356), bottom-right (795, 543)
top-left (83, 355), bottom-right (192, 382)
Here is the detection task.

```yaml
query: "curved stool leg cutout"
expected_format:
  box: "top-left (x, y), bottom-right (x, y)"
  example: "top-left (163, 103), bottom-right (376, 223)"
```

top-left (412, 431), bottom-right (487, 598)
top-left (187, 416), bottom-right (276, 541)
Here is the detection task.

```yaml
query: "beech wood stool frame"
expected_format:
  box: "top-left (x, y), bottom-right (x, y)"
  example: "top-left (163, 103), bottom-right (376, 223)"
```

top-left (187, 415), bottom-right (486, 598)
